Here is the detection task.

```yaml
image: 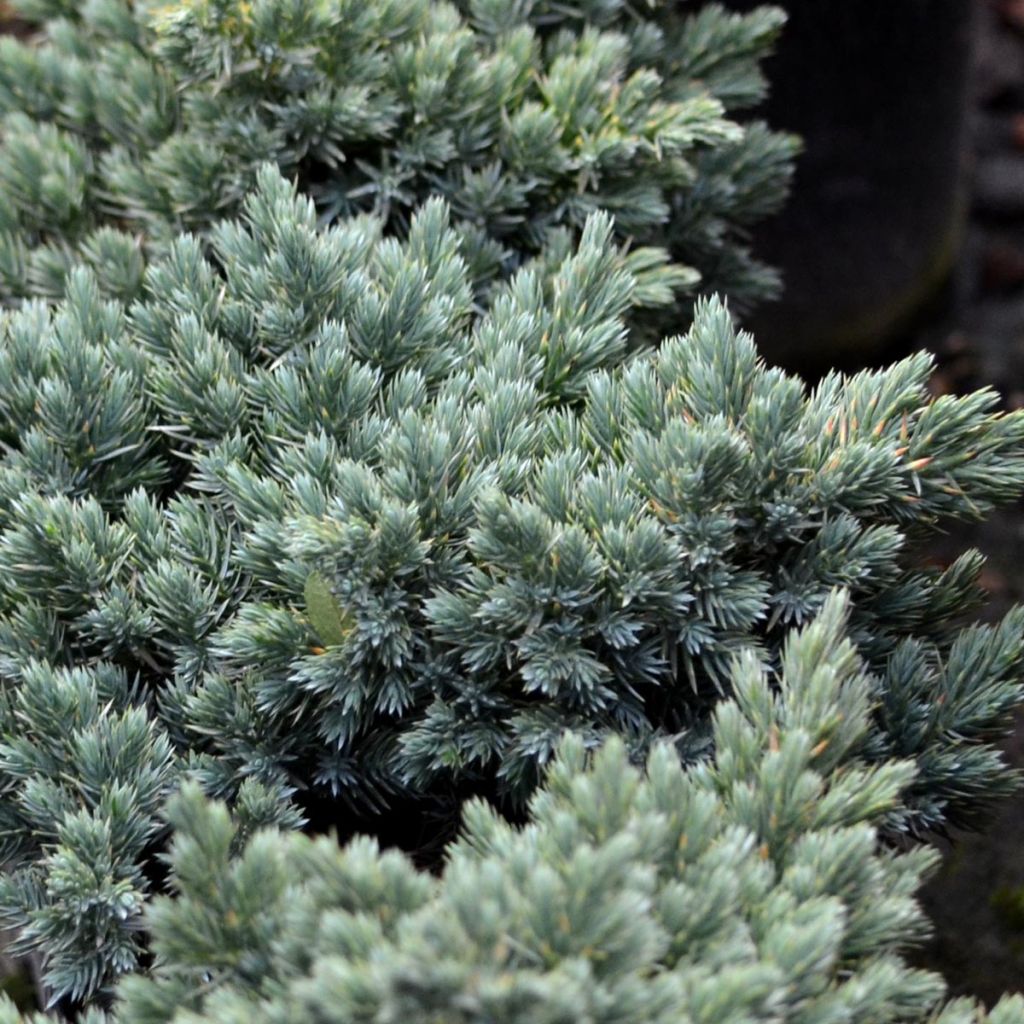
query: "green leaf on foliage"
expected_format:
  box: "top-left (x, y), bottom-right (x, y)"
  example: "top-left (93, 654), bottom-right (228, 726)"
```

top-left (304, 572), bottom-right (353, 647)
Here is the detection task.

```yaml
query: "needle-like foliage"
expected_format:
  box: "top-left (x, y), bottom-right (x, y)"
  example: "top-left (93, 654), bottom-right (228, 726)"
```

top-left (1, 169), bottom-right (1024, 1006)
top-left (0, 0), bottom-right (796, 313)
top-left (4, 596), bottom-right (1016, 1024)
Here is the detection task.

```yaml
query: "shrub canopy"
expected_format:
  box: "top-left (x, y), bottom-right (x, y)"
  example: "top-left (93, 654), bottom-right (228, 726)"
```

top-left (0, 2), bottom-right (1022, 1018)
top-left (0, 0), bottom-right (795, 312)
top-left (1, 170), bottom-right (1023, 1005)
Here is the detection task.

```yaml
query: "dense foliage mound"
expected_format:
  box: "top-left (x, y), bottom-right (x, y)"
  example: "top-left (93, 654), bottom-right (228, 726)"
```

top-left (0, 2), bottom-right (1023, 1016)
top-left (0, 169), bottom-right (1023, 1007)
top-left (0, 0), bottom-right (795, 311)
top-left (6, 597), bottom-right (1024, 1023)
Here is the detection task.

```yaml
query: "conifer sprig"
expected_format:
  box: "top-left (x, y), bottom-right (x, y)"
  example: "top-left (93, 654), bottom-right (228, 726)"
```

top-left (49, 597), bottom-right (1019, 1024)
top-left (2, 170), bottom-right (1024, 1004)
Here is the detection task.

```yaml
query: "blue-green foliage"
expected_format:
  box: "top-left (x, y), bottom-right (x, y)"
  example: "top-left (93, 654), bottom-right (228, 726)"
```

top-left (1, 168), bottom-right (1023, 1004)
top-left (0, 0), bottom-right (795, 310)
top-left (1, 1), bottom-right (1020, 1017)
top-left (30, 597), bottom-right (1023, 1024)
